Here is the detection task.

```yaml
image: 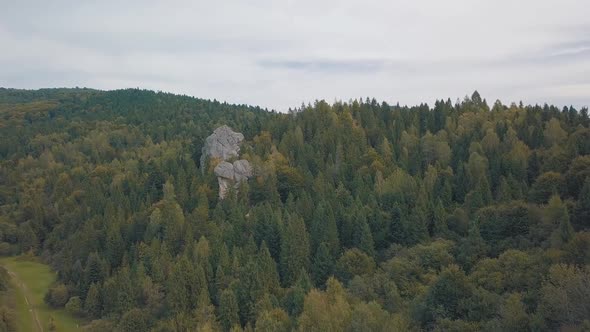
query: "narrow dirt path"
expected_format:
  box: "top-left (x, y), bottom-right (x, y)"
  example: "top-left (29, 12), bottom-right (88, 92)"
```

top-left (6, 269), bottom-right (44, 332)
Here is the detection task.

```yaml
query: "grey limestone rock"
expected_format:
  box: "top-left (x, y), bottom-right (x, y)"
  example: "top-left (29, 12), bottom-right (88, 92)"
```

top-left (203, 126), bottom-right (252, 199)
top-left (200, 125), bottom-right (244, 171)
top-left (214, 161), bottom-right (235, 179)
top-left (214, 159), bottom-right (253, 199)
top-left (233, 159), bottom-right (253, 182)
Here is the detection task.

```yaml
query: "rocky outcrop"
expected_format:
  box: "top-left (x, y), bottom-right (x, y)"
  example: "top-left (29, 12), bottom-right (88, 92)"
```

top-left (200, 125), bottom-right (244, 171)
top-left (201, 126), bottom-right (252, 199)
top-left (214, 160), bottom-right (253, 199)
top-left (232, 159), bottom-right (252, 182)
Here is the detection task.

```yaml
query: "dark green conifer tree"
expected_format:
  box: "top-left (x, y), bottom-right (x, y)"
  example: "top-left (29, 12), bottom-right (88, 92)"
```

top-left (351, 209), bottom-right (375, 257)
top-left (279, 215), bottom-right (310, 287)
top-left (311, 242), bottom-right (334, 287)
top-left (310, 202), bottom-right (340, 256)
top-left (219, 289), bottom-right (240, 332)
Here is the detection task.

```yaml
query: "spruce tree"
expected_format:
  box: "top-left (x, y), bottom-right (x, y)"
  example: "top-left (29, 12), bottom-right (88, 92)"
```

top-left (84, 282), bottom-right (102, 318)
top-left (457, 219), bottom-right (488, 271)
top-left (351, 209), bottom-right (375, 257)
top-left (257, 242), bottom-right (280, 295)
top-left (574, 177), bottom-right (590, 229)
top-left (106, 223), bottom-right (125, 268)
top-left (312, 242), bottom-right (334, 287)
top-left (558, 204), bottom-right (574, 246)
top-left (219, 289), bottom-right (240, 332)
top-left (432, 199), bottom-right (448, 237)
top-left (280, 215), bottom-right (310, 287)
top-left (310, 202), bottom-right (340, 256)
top-left (547, 195), bottom-right (574, 248)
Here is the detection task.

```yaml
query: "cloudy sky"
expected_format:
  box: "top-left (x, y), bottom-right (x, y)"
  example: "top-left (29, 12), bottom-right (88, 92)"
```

top-left (1, 0), bottom-right (588, 111)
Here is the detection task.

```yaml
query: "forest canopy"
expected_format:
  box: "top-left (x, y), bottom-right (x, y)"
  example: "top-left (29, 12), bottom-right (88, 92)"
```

top-left (0, 88), bottom-right (589, 331)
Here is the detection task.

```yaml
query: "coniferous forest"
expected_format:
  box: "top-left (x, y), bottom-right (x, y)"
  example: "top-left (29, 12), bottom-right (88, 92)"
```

top-left (0, 87), bottom-right (589, 331)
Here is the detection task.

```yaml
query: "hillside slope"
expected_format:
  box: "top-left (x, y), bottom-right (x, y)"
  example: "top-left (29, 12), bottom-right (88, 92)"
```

top-left (0, 88), bottom-right (589, 331)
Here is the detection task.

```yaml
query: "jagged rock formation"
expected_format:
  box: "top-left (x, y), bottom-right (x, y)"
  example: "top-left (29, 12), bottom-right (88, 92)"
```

top-left (201, 126), bottom-right (252, 199)
top-left (200, 125), bottom-right (245, 170)
top-left (214, 160), bottom-right (253, 199)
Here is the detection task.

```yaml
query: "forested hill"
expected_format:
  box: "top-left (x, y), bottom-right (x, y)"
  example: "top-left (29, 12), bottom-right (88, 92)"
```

top-left (0, 88), bottom-right (589, 331)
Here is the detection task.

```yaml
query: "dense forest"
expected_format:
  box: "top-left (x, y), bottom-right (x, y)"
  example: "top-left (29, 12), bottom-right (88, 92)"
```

top-left (0, 87), bottom-right (589, 331)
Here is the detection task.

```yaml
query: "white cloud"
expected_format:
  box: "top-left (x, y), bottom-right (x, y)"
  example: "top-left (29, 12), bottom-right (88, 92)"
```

top-left (0, 0), bottom-right (588, 111)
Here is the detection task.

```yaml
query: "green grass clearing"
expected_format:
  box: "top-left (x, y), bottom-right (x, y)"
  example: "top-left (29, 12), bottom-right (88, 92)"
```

top-left (0, 256), bottom-right (82, 332)
top-left (11, 280), bottom-right (33, 332)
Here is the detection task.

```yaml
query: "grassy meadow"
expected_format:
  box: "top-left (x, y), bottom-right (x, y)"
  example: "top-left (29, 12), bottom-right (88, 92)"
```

top-left (0, 256), bottom-right (82, 332)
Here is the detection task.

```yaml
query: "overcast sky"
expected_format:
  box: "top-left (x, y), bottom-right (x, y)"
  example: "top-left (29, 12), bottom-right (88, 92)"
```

top-left (1, 0), bottom-right (588, 111)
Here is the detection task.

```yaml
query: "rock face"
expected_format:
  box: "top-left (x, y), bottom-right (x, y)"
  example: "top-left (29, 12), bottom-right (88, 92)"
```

top-left (232, 159), bottom-right (252, 182)
top-left (201, 126), bottom-right (252, 199)
top-left (214, 160), bottom-right (253, 199)
top-left (200, 125), bottom-right (244, 171)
